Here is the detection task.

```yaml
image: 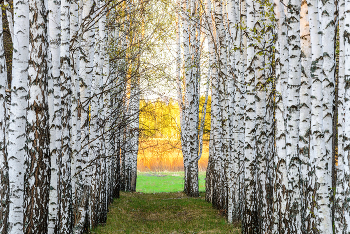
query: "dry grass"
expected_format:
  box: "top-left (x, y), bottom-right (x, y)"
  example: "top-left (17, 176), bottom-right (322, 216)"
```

top-left (137, 138), bottom-right (209, 172)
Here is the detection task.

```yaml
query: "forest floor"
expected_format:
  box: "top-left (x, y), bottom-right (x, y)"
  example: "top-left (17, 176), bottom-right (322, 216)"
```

top-left (91, 172), bottom-right (241, 234)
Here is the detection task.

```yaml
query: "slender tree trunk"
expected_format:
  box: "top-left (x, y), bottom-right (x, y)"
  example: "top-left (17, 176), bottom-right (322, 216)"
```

top-left (101, 4), bottom-right (110, 221)
top-left (320, 1), bottom-right (336, 232)
top-left (205, 0), bottom-right (221, 205)
top-left (243, 0), bottom-right (259, 232)
top-left (334, 0), bottom-right (350, 232)
top-left (299, 1), bottom-right (312, 232)
top-left (285, 0), bottom-right (302, 232)
top-left (47, 0), bottom-right (61, 231)
top-left (90, 21), bottom-right (101, 226)
top-left (214, 0), bottom-right (228, 208)
top-left (273, 0), bottom-right (289, 232)
top-left (307, 0), bottom-right (332, 232)
top-left (238, 0), bottom-right (247, 220)
top-left (25, 0), bottom-right (50, 232)
top-left (59, 0), bottom-right (72, 231)
top-left (0, 9), bottom-right (8, 234)
top-left (227, 0), bottom-right (240, 223)
top-left (7, 0), bottom-right (29, 232)
top-left (76, 0), bottom-right (94, 230)
top-left (70, 0), bottom-right (82, 229)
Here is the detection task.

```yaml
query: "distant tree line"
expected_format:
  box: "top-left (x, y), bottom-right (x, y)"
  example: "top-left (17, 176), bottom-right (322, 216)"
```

top-left (139, 97), bottom-right (211, 140)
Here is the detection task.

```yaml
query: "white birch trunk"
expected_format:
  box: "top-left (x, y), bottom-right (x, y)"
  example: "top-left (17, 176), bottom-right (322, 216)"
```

top-left (254, 1), bottom-right (269, 231)
top-left (47, 0), bottom-right (61, 231)
top-left (25, 0), bottom-right (50, 231)
top-left (90, 25), bottom-right (101, 226)
top-left (101, 4), bottom-right (110, 221)
top-left (299, 1), bottom-right (312, 231)
top-left (243, 0), bottom-right (258, 232)
top-left (307, 0), bottom-right (330, 232)
top-left (59, 0), bottom-right (72, 231)
top-left (70, 0), bottom-right (82, 229)
top-left (285, 0), bottom-right (302, 232)
top-left (7, 0), bottom-right (29, 232)
top-left (205, 0), bottom-right (222, 205)
top-left (238, 0), bottom-right (247, 220)
top-left (273, 0), bottom-right (289, 232)
top-left (129, 75), bottom-right (140, 192)
top-left (214, 0), bottom-right (228, 208)
top-left (227, 0), bottom-right (240, 222)
top-left (320, 1), bottom-right (335, 232)
top-left (181, 0), bottom-right (190, 191)
top-left (76, 0), bottom-right (94, 230)
top-left (335, 0), bottom-right (350, 232)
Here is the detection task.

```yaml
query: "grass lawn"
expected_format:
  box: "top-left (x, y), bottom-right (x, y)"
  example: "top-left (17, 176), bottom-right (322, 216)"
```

top-left (91, 171), bottom-right (241, 233)
top-left (136, 171), bottom-right (206, 193)
top-left (91, 192), bottom-right (241, 234)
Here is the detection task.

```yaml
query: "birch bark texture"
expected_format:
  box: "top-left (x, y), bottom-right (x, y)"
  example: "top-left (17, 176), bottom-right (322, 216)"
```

top-left (177, 0), bottom-right (203, 197)
top-left (7, 0), bottom-right (29, 232)
top-left (25, 0), bottom-right (50, 232)
top-left (201, 0), bottom-right (340, 232)
top-left (0, 0), bottom-right (138, 233)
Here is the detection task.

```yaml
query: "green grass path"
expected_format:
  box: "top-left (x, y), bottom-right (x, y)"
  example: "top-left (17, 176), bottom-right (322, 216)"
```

top-left (92, 172), bottom-right (240, 234)
top-left (136, 171), bottom-right (206, 193)
top-left (92, 192), bottom-right (240, 234)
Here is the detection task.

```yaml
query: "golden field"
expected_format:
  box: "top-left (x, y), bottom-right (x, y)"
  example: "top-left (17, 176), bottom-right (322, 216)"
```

top-left (137, 138), bottom-right (209, 172)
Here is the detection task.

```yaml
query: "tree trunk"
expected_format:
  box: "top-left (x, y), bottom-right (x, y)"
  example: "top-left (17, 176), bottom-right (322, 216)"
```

top-left (7, 0), bottom-right (29, 231)
top-left (47, 0), bottom-right (61, 231)
top-left (0, 9), bottom-right (8, 234)
top-left (59, 0), bottom-right (72, 231)
top-left (273, 0), bottom-right (289, 232)
top-left (299, 1), bottom-right (312, 231)
top-left (334, 0), bottom-right (350, 232)
top-left (307, 0), bottom-right (332, 232)
top-left (25, 0), bottom-right (50, 231)
top-left (285, 0), bottom-right (302, 232)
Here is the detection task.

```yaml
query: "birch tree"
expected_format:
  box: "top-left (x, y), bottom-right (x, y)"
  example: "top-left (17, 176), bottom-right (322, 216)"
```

top-left (47, 0), bottom-right (61, 230)
top-left (177, 0), bottom-right (203, 197)
top-left (70, 0), bottom-right (82, 229)
top-left (299, 0), bottom-right (312, 231)
top-left (242, 0), bottom-right (258, 232)
top-left (307, 0), bottom-right (332, 232)
top-left (76, 0), bottom-right (94, 229)
top-left (0, 9), bottom-right (8, 234)
top-left (7, 0), bottom-right (29, 232)
top-left (205, 0), bottom-right (222, 204)
top-left (59, 0), bottom-right (72, 230)
top-left (101, 2), bottom-right (110, 222)
top-left (273, 0), bottom-right (289, 232)
top-left (285, 0), bottom-right (302, 231)
top-left (320, 1), bottom-right (336, 232)
top-left (335, 0), bottom-right (350, 232)
top-left (25, 0), bottom-right (50, 231)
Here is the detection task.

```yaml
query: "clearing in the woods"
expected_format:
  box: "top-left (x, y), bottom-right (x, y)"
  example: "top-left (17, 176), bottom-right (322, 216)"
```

top-left (92, 172), bottom-right (240, 234)
top-left (136, 171), bottom-right (206, 193)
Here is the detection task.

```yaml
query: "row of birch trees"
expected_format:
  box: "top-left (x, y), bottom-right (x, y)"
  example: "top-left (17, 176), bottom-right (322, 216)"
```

top-left (176, 0), bottom-right (210, 197)
top-left (0, 0), bottom-right (151, 232)
top-left (177, 0), bottom-right (350, 233)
